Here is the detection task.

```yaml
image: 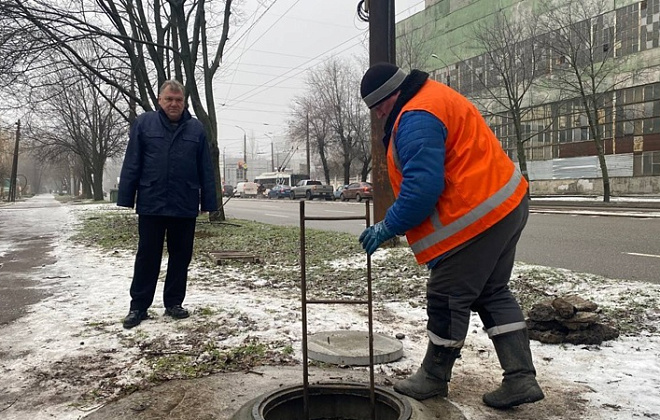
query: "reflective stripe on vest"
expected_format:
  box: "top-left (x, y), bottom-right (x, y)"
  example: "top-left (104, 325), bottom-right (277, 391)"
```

top-left (410, 169), bottom-right (522, 256)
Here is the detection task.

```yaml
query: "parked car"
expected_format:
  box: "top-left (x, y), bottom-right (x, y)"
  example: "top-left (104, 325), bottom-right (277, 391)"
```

top-left (340, 182), bottom-right (373, 202)
top-left (234, 181), bottom-right (260, 198)
top-left (222, 184), bottom-right (234, 197)
top-left (333, 185), bottom-right (347, 201)
top-left (290, 179), bottom-right (334, 200)
top-left (267, 184), bottom-right (291, 199)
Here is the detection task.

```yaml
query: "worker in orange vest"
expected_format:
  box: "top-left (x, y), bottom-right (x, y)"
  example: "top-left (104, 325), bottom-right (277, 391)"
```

top-left (359, 62), bottom-right (543, 409)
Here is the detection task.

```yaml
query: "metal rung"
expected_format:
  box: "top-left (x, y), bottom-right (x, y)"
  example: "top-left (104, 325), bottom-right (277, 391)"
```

top-left (304, 215), bottom-right (368, 221)
top-left (299, 199), bottom-right (375, 420)
top-left (306, 299), bottom-right (369, 304)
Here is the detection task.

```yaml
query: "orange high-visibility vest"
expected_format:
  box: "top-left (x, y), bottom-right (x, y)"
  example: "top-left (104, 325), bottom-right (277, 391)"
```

top-left (387, 79), bottom-right (528, 264)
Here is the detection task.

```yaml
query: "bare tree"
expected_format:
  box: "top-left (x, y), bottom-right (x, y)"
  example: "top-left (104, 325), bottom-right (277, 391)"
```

top-left (2, 0), bottom-right (237, 217)
top-left (0, 5), bottom-right (44, 89)
top-left (539, 0), bottom-right (642, 202)
top-left (288, 95), bottom-right (331, 182)
top-left (28, 71), bottom-right (128, 201)
top-left (349, 101), bottom-right (371, 183)
top-left (297, 58), bottom-right (369, 185)
top-left (396, 21), bottom-right (434, 72)
top-left (469, 8), bottom-right (553, 186)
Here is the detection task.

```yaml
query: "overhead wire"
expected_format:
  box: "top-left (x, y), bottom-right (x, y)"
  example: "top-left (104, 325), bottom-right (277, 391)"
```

top-left (222, 32), bottom-right (366, 108)
top-left (220, 1), bottom-right (273, 105)
top-left (219, 0), bottom-right (425, 109)
top-left (217, 0), bottom-right (425, 146)
top-left (221, 0), bottom-right (301, 106)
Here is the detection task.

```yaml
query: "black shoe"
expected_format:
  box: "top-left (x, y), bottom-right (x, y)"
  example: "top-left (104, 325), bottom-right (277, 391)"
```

top-left (164, 305), bottom-right (190, 319)
top-left (123, 309), bottom-right (149, 329)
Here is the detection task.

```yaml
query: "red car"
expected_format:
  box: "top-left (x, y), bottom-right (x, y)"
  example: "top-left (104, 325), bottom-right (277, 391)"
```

top-left (339, 182), bottom-right (373, 202)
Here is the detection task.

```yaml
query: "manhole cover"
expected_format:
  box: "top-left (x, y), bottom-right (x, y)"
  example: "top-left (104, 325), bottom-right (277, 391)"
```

top-left (307, 330), bottom-right (403, 366)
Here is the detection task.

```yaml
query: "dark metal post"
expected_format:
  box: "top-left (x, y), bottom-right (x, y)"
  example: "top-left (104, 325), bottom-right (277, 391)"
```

top-left (270, 139), bottom-right (275, 172)
top-left (222, 147), bottom-right (226, 183)
top-left (305, 112), bottom-right (310, 177)
top-left (365, 200), bottom-right (376, 420)
top-left (243, 132), bottom-right (247, 181)
top-left (368, 0), bottom-right (397, 224)
top-left (8, 120), bottom-right (20, 202)
top-left (299, 200), bottom-right (310, 420)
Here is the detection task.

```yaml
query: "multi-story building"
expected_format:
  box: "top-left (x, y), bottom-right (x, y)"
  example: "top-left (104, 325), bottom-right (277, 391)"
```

top-left (398, 0), bottom-right (660, 194)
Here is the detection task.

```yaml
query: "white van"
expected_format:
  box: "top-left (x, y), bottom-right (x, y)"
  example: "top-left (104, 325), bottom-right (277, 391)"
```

top-left (234, 181), bottom-right (259, 198)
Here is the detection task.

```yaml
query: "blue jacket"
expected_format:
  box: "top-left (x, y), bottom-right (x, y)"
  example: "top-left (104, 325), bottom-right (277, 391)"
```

top-left (384, 110), bottom-right (447, 235)
top-left (117, 108), bottom-right (218, 218)
top-left (384, 110), bottom-right (448, 268)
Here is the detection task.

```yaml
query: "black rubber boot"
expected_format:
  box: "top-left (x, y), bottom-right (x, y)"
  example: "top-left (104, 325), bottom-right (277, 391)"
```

top-left (483, 329), bottom-right (545, 409)
top-left (393, 341), bottom-right (461, 400)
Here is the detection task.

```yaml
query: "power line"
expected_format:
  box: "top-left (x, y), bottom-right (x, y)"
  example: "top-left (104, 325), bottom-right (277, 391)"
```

top-left (222, 0), bottom-right (301, 105)
top-left (219, 0), bottom-right (425, 108)
top-left (221, 0), bottom-right (282, 104)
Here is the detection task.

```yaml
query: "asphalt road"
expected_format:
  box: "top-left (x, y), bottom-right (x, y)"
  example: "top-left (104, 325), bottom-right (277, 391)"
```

top-left (223, 197), bottom-right (660, 285)
top-left (0, 195), bottom-right (61, 325)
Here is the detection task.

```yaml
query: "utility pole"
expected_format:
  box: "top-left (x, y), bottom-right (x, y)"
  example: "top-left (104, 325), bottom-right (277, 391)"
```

top-left (243, 133), bottom-right (247, 167)
top-left (8, 120), bottom-right (20, 202)
top-left (271, 140), bottom-right (275, 172)
top-left (368, 0), bottom-right (396, 223)
top-left (222, 147), bottom-right (226, 184)
top-left (305, 112), bottom-right (310, 177)
top-left (235, 125), bottom-right (248, 181)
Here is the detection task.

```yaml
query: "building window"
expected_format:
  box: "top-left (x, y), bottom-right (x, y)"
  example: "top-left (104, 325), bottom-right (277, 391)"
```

top-left (636, 151), bottom-right (660, 175)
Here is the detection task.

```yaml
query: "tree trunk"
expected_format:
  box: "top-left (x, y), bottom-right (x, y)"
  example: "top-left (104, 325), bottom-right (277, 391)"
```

top-left (597, 148), bottom-right (611, 202)
top-left (93, 165), bottom-right (105, 201)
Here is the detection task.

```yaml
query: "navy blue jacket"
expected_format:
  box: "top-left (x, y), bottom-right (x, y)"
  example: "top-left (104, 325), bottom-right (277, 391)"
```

top-left (117, 108), bottom-right (218, 218)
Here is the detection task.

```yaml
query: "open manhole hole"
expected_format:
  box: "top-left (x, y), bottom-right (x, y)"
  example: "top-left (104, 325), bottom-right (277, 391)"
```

top-left (231, 382), bottom-right (412, 420)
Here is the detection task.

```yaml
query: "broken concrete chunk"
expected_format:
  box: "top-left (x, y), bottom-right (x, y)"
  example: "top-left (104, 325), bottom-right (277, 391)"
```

top-left (565, 323), bottom-right (620, 345)
top-left (559, 311), bottom-right (600, 331)
top-left (528, 302), bottom-right (556, 322)
top-left (528, 329), bottom-right (566, 344)
top-left (562, 295), bottom-right (599, 312)
top-left (552, 297), bottom-right (577, 319)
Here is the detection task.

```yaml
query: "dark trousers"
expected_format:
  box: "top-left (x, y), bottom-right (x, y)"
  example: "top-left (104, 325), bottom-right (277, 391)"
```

top-left (426, 198), bottom-right (529, 346)
top-left (129, 215), bottom-right (196, 311)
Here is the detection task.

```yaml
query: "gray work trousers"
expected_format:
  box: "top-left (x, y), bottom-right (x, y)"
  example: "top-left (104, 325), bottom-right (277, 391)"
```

top-left (426, 198), bottom-right (529, 347)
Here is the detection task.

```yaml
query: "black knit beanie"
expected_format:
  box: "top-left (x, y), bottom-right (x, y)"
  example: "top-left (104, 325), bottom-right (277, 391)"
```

top-left (360, 62), bottom-right (408, 109)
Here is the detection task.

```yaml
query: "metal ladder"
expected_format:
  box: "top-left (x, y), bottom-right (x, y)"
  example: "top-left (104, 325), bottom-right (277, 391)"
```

top-left (298, 199), bottom-right (376, 420)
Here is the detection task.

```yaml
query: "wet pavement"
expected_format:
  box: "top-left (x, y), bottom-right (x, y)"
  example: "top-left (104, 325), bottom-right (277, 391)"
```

top-left (0, 196), bottom-right (63, 325)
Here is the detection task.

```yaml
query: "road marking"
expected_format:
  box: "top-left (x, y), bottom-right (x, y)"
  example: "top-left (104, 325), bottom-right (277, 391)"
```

top-left (264, 213), bottom-right (289, 218)
top-left (624, 252), bottom-right (660, 259)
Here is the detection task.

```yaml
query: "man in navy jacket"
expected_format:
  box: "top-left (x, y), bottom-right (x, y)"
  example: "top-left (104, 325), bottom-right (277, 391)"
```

top-left (117, 80), bottom-right (217, 329)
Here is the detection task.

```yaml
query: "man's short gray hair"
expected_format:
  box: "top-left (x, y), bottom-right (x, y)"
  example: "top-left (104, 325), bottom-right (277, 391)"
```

top-left (159, 80), bottom-right (185, 95)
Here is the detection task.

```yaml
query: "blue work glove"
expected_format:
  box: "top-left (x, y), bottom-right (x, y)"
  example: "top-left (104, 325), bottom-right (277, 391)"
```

top-left (359, 220), bottom-right (396, 256)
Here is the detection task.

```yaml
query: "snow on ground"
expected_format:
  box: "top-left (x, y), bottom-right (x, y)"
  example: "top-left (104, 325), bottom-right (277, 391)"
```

top-left (0, 197), bottom-right (659, 420)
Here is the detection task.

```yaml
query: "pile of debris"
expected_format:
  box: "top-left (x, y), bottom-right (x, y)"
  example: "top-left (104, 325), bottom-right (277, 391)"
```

top-left (526, 295), bottom-right (619, 345)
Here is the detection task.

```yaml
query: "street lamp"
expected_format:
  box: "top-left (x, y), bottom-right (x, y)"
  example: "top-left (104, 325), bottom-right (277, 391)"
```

top-left (430, 54), bottom-right (451, 86)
